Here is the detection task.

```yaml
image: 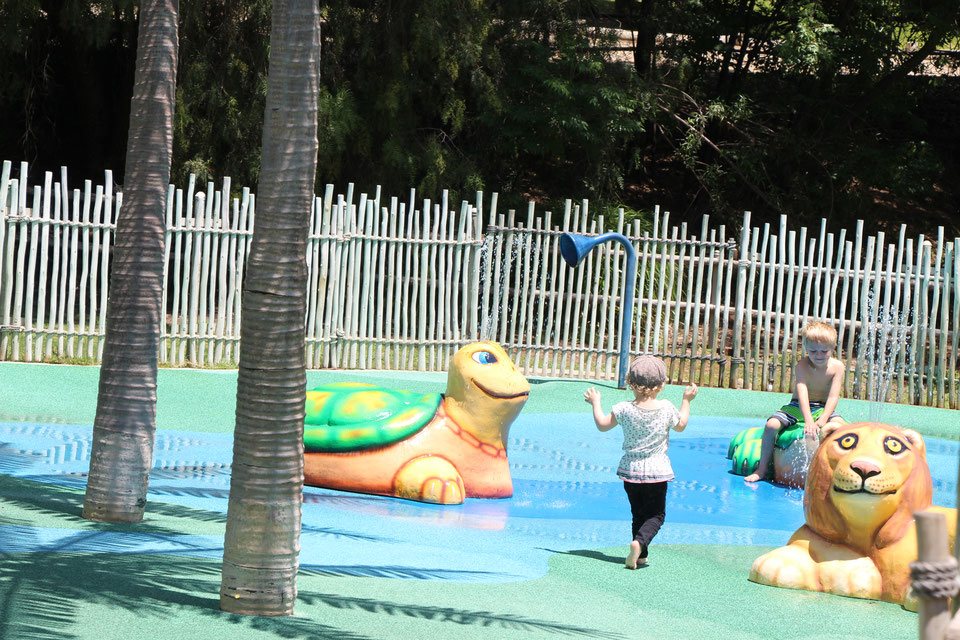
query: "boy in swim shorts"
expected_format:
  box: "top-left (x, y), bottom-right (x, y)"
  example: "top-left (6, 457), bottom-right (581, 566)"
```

top-left (744, 321), bottom-right (845, 483)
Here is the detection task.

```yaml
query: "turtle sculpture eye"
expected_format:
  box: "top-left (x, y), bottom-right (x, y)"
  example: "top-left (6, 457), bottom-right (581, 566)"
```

top-left (838, 434), bottom-right (858, 450)
top-left (883, 436), bottom-right (905, 455)
top-left (472, 351), bottom-right (498, 365)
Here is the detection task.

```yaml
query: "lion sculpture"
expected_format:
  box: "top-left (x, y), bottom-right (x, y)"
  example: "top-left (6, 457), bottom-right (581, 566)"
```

top-left (749, 422), bottom-right (956, 608)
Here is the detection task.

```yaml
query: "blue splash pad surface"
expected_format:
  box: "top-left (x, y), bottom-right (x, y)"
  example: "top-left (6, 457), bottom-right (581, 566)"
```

top-left (2, 414), bottom-right (957, 583)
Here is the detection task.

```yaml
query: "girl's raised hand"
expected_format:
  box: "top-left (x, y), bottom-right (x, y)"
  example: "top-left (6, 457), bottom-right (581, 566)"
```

top-left (683, 383), bottom-right (699, 401)
top-left (583, 387), bottom-right (601, 405)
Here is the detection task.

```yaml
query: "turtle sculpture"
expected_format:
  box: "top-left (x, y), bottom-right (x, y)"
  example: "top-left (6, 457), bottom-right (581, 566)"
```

top-left (728, 407), bottom-right (846, 487)
top-left (303, 341), bottom-right (530, 504)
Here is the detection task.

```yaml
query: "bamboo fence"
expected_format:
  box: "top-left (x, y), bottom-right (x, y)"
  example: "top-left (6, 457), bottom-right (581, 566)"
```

top-left (1, 160), bottom-right (958, 408)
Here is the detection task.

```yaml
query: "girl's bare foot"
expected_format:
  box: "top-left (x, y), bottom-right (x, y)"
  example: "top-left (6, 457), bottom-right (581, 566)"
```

top-left (625, 540), bottom-right (641, 569)
top-left (744, 472), bottom-right (762, 483)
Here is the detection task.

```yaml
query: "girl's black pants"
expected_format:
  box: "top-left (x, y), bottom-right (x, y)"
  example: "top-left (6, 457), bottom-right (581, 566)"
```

top-left (623, 480), bottom-right (667, 556)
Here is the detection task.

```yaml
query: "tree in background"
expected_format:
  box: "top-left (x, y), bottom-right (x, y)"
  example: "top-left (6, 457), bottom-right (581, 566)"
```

top-left (315, 0), bottom-right (493, 197)
top-left (219, 0), bottom-right (320, 616)
top-left (82, 0), bottom-right (179, 523)
top-left (2, 1), bottom-right (959, 233)
top-left (315, 0), bottom-right (645, 208)
top-left (0, 0), bottom-right (139, 181)
top-left (174, 0), bottom-right (271, 187)
top-left (625, 0), bottom-right (960, 227)
top-left (478, 1), bottom-right (647, 204)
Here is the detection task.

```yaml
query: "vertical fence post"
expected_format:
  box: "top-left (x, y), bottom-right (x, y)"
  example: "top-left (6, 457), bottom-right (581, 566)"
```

top-left (729, 211), bottom-right (751, 389)
top-left (0, 161), bottom-right (9, 356)
top-left (951, 239), bottom-right (960, 410)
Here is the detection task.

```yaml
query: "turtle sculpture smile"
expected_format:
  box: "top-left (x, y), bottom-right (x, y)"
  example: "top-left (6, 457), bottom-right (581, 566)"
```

top-left (302, 341), bottom-right (530, 504)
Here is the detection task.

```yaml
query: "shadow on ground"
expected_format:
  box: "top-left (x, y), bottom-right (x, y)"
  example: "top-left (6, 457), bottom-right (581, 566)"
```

top-left (538, 547), bottom-right (625, 566)
top-left (1, 550), bottom-right (624, 640)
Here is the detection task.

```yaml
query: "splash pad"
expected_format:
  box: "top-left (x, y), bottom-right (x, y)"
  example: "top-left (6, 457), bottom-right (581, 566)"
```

top-left (1, 364), bottom-right (954, 639)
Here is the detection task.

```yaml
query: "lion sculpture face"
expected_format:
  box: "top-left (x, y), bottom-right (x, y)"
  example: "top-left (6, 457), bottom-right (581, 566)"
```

top-left (803, 422), bottom-right (933, 550)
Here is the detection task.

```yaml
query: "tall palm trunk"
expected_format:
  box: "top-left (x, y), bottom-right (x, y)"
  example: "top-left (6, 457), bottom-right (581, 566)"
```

top-left (82, 0), bottom-right (179, 524)
top-left (219, 1), bottom-right (320, 616)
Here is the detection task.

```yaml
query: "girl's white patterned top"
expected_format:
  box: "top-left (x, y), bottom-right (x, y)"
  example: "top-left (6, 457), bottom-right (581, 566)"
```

top-left (611, 400), bottom-right (681, 483)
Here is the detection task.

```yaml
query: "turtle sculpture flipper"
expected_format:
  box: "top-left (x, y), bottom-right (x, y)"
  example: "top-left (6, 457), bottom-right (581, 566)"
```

top-left (303, 341), bottom-right (530, 504)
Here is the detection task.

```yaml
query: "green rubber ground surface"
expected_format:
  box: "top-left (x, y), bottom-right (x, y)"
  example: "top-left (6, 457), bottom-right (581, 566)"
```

top-left (2, 361), bottom-right (957, 434)
top-left (2, 361), bottom-right (953, 640)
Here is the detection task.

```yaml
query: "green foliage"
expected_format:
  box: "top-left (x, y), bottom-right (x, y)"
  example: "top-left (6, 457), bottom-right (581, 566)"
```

top-left (479, 2), bottom-right (647, 204)
top-left (173, 0), bottom-right (271, 190)
top-left (311, 0), bottom-right (649, 210)
top-left (0, 1), bottom-right (139, 179)
top-left (2, 0), bottom-right (960, 234)
top-left (315, 0), bottom-right (493, 197)
top-left (603, 204), bottom-right (653, 234)
top-left (776, 4), bottom-right (838, 74)
top-left (641, 0), bottom-right (960, 228)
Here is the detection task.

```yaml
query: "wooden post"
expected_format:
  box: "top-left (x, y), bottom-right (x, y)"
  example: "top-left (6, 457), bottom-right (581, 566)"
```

top-left (952, 239), bottom-right (960, 410)
top-left (730, 211), bottom-right (751, 388)
top-left (0, 162), bottom-right (11, 358)
top-left (914, 510), bottom-right (955, 640)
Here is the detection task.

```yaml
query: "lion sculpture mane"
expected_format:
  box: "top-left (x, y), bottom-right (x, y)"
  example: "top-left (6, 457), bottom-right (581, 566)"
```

top-left (750, 422), bottom-right (956, 607)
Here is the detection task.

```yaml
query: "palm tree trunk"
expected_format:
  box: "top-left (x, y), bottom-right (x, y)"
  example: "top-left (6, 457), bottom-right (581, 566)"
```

top-left (219, 1), bottom-right (320, 616)
top-left (82, 0), bottom-right (178, 524)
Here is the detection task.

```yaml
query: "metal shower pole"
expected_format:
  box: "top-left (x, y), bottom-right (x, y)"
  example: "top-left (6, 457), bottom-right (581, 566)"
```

top-left (559, 232), bottom-right (637, 389)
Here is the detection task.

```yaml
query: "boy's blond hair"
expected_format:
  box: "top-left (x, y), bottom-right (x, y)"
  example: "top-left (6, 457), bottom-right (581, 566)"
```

top-left (801, 320), bottom-right (837, 346)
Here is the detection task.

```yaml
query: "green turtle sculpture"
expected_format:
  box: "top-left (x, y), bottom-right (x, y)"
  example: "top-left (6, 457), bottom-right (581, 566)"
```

top-left (303, 341), bottom-right (530, 504)
top-left (728, 406), bottom-right (846, 486)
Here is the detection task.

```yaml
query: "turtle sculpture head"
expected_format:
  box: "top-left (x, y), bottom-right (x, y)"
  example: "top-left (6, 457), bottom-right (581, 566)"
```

top-left (444, 341), bottom-right (530, 449)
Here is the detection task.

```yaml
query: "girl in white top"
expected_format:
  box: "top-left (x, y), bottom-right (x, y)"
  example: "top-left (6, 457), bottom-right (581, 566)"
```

top-left (584, 355), bottom-right (698, 569)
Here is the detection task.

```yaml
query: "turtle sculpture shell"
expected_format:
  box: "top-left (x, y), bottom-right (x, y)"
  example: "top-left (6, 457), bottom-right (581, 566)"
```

top-left (304, 383), bottom-right (442, 452)
top-left (727, 409), bottom-right (846, 487)
top-left (302, 341), bottom-right (530, 505)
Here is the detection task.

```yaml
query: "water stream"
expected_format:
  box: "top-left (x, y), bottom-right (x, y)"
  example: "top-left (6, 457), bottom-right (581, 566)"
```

top-left (857, 289), bottom-right (912, 422)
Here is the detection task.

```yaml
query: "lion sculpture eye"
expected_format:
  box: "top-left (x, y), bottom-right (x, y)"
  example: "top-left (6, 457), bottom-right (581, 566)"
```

top-left (838, 434), bottom-right (858, 450)
top-left (883, 436), bottom-right (906, 455)
top-left (472, 351), bottom-right (497, 365)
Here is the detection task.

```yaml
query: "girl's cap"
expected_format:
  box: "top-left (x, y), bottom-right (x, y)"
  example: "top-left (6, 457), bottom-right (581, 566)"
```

top-left (629, 355), bottom-right (667, 387)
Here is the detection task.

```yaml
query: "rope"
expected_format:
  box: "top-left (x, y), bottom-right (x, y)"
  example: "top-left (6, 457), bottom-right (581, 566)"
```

top-left (910, 558), bottom-right (960, 598)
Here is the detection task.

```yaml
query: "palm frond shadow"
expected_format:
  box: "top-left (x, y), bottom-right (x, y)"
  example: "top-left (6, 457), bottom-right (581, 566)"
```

top-left (302, 492), bottom-right (399, 506)
top-left (150, 465), bottom-right (231, 481)
top-left (0, 475), bottom-right (189, 536)
top-left (2, 533), bottom-right (626, 639)
top-left (142, 492), bottom-right (391, 542)
top-left (145, 487), bottom-right (394, 539)
top-left (299, 525), bottom-right (389, 541)
top-left (0, 553), bottom-right (376, 640)
top-left (3, 475), bottom-right (394, 546)
top-left (147, 499), bottom-right (229, 524)
top-left (147, 484), bottom-right (231, 500)
top-left (299, 564), bottom-right (507, 580)
top-left (0, 442), bottom-right (44, 473)
top-left (297, 592), bottom-right (628, 639)
top-left (27, 473), bottom-right (88, 488)
top-left (0, 474), bottom-right (96, 519)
